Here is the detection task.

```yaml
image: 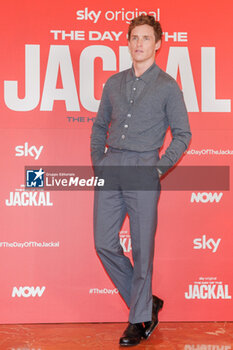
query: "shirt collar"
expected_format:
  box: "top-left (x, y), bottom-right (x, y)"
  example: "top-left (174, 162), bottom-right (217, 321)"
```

top-left (126, 62), bottom-right (159, 84)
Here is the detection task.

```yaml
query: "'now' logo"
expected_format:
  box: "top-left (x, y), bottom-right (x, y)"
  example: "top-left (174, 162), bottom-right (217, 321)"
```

top-left (191, 192), bottom-right (223, 203)
top-left (12, 286), bottom-right (46, 298)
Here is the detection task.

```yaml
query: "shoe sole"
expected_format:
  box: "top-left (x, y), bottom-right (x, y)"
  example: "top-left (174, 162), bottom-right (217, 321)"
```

top-left (119, 341), bottom-right (141, 347)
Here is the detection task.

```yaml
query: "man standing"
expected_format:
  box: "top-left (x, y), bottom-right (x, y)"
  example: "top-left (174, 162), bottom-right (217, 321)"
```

top-left (91, 15), bottom-right (191, 346)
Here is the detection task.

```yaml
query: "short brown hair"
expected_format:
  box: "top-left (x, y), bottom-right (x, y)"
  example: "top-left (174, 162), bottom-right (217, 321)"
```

top-left (128, 15), bottom-right (163, 42)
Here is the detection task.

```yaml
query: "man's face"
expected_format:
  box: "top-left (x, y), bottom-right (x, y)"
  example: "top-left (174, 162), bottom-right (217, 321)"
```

top-left (128, 24), bottom-right (161, 65)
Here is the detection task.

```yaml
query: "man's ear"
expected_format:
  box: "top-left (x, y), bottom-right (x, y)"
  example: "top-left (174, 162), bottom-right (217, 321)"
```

top-left (155, 40), bottom-right (161, 51)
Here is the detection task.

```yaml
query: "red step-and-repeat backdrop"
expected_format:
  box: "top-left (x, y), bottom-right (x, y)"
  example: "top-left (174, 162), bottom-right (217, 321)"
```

top-left (0, 0), bottom-right (232, 323)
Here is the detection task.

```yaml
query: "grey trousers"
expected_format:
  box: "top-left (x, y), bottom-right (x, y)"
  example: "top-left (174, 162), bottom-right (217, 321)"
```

top-left (94, 147), bottom-right (161, 323)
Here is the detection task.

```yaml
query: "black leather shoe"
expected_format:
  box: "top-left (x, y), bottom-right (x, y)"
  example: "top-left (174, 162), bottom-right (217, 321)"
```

top-left (143, 295), bottom-right (164, 339)
top-left (119, 323), bottom-right (144, 346)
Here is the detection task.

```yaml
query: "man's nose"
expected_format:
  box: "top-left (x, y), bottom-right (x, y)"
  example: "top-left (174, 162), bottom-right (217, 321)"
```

top-left (137, 38), bottom-right (143, 46)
